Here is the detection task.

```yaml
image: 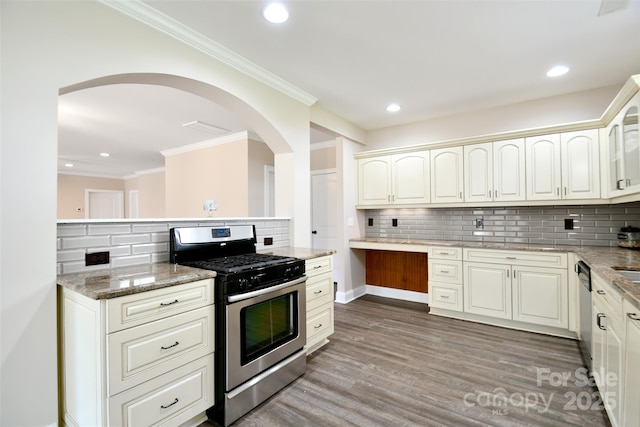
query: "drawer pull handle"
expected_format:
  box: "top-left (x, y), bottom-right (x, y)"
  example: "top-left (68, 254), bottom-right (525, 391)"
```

top-left (441, 295), bottom-right (450, 299)
top-left (161, 398), bottom-right (179, 409)
top-left (314, 323), bottom-right (323, 329)
top-left (505, 256), bottom-right (517, 260)
top-left (597, 313), bottom-right (607, 330)
top-left (439, 252), bottom-right (450, 255)
top-left (161, 341), bottom-right (180, 350)
top-left (596, 290), bottom-right (605, 295)
top-left (440, 269), bottom-right (450, 273)
top-left (160, 299), bottom-right (179, 306)
top-left (314, 265), bottom-right (323, 269)
top-left (314, 290), bottom-right (323, 295)
top-left (628, 313), bottom-right (640, 321)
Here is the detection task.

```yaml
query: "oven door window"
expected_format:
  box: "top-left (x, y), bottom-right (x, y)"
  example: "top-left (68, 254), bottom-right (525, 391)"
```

top-left (240, 291), bottom-right (299, 365)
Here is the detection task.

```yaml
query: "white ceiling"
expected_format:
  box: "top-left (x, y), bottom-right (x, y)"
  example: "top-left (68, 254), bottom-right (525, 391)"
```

top-left (58, 0), bottom-right (640, 178)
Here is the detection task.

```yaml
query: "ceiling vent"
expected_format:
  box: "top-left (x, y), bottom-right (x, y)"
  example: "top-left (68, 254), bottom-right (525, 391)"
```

top-left (598, 0), bottom-right (629, 15)
top-left (182, 120), bottom-right (229, 135)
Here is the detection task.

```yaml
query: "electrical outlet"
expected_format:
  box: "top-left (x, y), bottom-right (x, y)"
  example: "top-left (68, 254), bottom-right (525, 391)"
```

top-left (264, 237), bottom-right (273, 245)
top-left (475, 218), bottom-right (484, 229)
top-left (85, 251), bottom-right (109, 266)
top-left (392, 218), bottom-right (398, 227)
top-left (368, 218), bottom-right (373, 226)
top-left (564, 218), bottom-right (574, 230)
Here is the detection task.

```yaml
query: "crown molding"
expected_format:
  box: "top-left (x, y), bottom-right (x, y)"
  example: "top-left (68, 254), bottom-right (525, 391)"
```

top-left (100, 0), bottom-right (317, 107)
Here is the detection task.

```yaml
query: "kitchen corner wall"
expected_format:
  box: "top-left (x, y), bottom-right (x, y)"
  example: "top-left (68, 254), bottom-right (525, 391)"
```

top-left (56, 218), bottom-right (290, 275)
top-left (364, 202), bottom-right (640, 247)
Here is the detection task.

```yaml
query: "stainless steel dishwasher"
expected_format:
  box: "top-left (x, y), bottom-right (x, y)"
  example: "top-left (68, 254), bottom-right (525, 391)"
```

top-left (576, 261), bottom-right (592, 370)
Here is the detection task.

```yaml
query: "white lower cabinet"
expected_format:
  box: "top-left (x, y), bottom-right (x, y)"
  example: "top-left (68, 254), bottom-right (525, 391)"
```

top-left (428, 247), bottom-right (463, 312)
top-left (592, 272), bottom-right (625, 427)
top-left (461, 249), bottom-right (568, 330)
top-left (59, 279), bottom-right (215, 427)
top-left (305, 255), bottom-right (335, 354)
top-left (623, 299), bottom-right (640, 426)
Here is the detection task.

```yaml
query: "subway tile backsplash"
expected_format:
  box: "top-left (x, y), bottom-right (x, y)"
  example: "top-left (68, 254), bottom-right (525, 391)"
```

top-left (364, 202), bottom-right (640, 247)
top-left (57, 218), bottom-right (290, 275)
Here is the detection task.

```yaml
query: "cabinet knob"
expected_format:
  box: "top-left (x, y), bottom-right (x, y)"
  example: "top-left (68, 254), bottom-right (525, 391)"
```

top-left (596, 290), bottom-right (605, 295)
top-left (628, 313), bottom-right (640, 321)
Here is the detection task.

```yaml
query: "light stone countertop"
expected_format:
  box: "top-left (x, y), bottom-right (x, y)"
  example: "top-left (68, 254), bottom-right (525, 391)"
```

top-left (350, 237), bottom-right (640, 310)
top-left (258, 246), bottom-right (336, 260)
top-left (57, 247), bottom-right (335, 300)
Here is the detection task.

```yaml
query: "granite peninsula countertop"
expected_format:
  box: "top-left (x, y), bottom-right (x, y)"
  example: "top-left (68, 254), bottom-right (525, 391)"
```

top-left (57, 247), bottom-right (335, 300)
top-left (57, 263), bottom-right (216, 300)
top-left (350, 237), bottom-right (640, 310)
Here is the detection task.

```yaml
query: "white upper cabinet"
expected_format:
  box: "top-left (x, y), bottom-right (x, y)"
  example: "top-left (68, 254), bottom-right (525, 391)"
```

top-left (357, 151), bottom-right (430, 206)
top-left (561, 129), bottom-right (600, 199)
top-left (526, 130), bottom-right (600, 201)
top-left (494, 139), bottom-right (526, 201)
top-left (526, 134), bottom-right (562, 200)
top-left (608, 92), bottom-right (640, 197)
top-left (391, 151), bottom-right (431, 204)
top-left (357, 156), bottom-right (392, 206)
top-left (431, 146), bottom-right (463, 203)
top-left (465, 139), bottom-right (526, 202)
top-left (464, 142), bottom-right (492, 202)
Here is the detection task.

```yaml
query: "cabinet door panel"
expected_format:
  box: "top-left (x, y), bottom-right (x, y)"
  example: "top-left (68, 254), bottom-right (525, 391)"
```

top-left (605, 315), bottom-right (624, 427)
top-left (431, 147), bottom-right (464, 203)
top-left (526, 134), bottom-right (562, 200)
top-left (392, 151), bottom-right (430, 204)
top-left (561, 130), bottom-right (600, 199)
top-left (494, 138), bottom-right (525, 201)
top-left (464, 262), bottom-right (511, 319)
top-left (464, 143), bottom-right (492, 202)
top-left (513, 267), bottom-right (568, 328)
top-left (357, 157), bottom-right (391, 205)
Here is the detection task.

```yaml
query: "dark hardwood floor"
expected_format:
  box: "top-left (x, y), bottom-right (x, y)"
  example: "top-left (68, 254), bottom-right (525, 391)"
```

top-left (204, 295), bottom-right (610, 427)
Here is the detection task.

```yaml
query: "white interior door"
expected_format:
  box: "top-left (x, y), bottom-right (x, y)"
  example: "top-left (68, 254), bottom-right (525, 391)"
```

top-left (86, 189), bottom-right (124, 219)
top-left (311, 171), bottom-right (337, 251)
top-left (129, 190), bottom-right (139, 218)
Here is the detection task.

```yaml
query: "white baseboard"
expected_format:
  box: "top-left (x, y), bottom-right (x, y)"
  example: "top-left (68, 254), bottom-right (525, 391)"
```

top-left (336, 285), bottom-right (429, 305)
top-left (365, 285), bottom-right (429, 304)
top-left (335, 285), bottom-right (366, 304)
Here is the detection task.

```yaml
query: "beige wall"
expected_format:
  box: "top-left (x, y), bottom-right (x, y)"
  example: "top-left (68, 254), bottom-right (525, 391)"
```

top-left (137, 170), bottom-right (166, 218)
top-left (57, 174), bottom-right (125, 219)
top-left (311, 145), bottom-right (337, 171)
top-left (248, 139), bottom-right (275, 216)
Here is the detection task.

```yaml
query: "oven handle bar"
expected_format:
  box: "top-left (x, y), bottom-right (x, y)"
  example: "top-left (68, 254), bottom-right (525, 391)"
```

top-left (227, 276), bottom-right (307, 303)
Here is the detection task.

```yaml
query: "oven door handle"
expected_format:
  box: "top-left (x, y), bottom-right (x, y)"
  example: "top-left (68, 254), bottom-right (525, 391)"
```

top-left (227, 276), bottom-right (307, 303)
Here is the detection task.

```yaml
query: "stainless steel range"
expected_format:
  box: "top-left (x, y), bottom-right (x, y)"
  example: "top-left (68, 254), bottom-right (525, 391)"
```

top-left (170, 225), bottom-right (306, 426)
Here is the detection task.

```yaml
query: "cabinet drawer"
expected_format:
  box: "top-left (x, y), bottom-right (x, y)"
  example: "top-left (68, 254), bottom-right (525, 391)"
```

top-left (109, 354), bottom-right (214, 427)
top-left (428, 260), bottom-right (463, 284)
top-left (107, 279), bottom-right (214, 333)
top-left (107, 306), bottom-right (214, 396)
top-left (429, 246), bottom-right (462, 260)
top-left (306, 274), bottom-right (334, 311)
top-left (307, 305), bottom-right (334, 342)
top-left (430, 282), bottom-right (463, 312)
top-left (306, 256), bottom-right (332, 278)
top-left (463, 248), bottom-right (567, 268)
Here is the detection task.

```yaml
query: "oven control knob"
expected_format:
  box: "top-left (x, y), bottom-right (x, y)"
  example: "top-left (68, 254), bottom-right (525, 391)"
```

top-left (249, 276), bottom-right (260, 287)
top-left (284, 267), bottom-right (292, 278)
top-left (238, 278), bottom-right (248, 290)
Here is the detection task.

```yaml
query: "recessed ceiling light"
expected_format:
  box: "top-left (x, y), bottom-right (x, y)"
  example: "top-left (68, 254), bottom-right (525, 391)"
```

top-left (546, 65), bottom-right (570, 77)
top-left (100, 152), bottom-right (110, 157)
top-left (65, 163), bottom-right (74, 168)
top-left (386, 103), bottom-right (401, 112)
top-left (263, 3), bottom-right (289, 23)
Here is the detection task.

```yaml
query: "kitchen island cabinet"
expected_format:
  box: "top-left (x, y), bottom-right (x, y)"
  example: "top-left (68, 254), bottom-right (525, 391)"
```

top-left (58, 266), bottom-right (216, 427)
top-left (305, 255), bottom-right (335, 354)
